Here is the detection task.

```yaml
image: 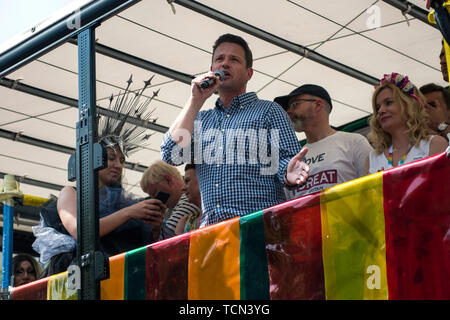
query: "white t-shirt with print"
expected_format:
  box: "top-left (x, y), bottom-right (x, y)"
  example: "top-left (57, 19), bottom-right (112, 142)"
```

top-left (368, 138), bottom-right (432, 174)
top-left (285, 131), bottom-right (373, 200)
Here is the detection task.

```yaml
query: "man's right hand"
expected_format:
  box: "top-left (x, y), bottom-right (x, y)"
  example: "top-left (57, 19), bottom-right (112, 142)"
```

top-left (189, 71), bottom-right (222, 108)
top-left (168, 71), bottom-right (222, 147)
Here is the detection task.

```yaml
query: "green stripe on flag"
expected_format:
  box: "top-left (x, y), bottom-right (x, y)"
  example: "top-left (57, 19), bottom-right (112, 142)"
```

top-left (125, 246), bottom-right (147, 300)
top-left (240, 210), bottom-right (270, 300)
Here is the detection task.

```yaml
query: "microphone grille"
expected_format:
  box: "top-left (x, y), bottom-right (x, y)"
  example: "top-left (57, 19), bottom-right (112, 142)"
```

top-left (214, 69), bottom-right (225, 81)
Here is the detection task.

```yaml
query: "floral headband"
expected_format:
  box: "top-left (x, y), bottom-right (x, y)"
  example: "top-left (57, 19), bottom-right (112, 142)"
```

top-left (375, 72), bottom-right (423, 106)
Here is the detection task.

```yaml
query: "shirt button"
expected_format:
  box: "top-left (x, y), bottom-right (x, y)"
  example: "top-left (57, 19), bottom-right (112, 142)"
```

top-left (217, 204), bottom-right (220, 208)
top-left (226, 114), bottom-right (230, 118)
top-left (221, 128), bottom-right (225, 132)
top-left (216, 164), bottom-right (220, 168)
top-left (215, 183), bottom-right (219, 187)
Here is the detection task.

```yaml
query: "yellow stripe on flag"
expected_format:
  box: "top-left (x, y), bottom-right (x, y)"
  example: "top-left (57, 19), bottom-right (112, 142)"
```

top-left (47, 271), bottom-right (77, 300)
top-left (320, 173), bottom-right (388, 300)
top-left (445, 39), bottom-right (450, 85)
top-left (188, 218), bottom-right (240, 300)
top-left (101, 253), bottom-right (125, 300)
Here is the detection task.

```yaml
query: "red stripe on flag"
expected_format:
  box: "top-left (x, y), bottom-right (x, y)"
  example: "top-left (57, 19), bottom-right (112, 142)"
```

top-left (263, 193), bottom-right (325, 299)
top-left (10, 277), bottom-right (48, 300)
top-left (146, 232), bottom-right (191, 300)
top-left (383, 154), bottom-right (450, 299)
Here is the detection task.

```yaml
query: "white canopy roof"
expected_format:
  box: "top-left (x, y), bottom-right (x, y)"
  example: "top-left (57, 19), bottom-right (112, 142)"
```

top-left (0, 0), bottom-right (446, 205)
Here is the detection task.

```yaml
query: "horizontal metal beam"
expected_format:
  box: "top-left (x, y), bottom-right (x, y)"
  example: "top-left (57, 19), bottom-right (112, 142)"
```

top-left (0, 77), bottom-right (169, 134)
top-left (0, 128), bottom-right (148, 173)
top-left (0, 226), bottom-right (38, 255)
top-left (0, 127), bottom-right (73, 154)
top-left (68, 38), bottom-right (195, 84)
top-left (0, 0), bottom-right (140, 78)
top-left (0, 171), bottom-right (64, 191)
top-left (174, 0), bottom-right (379, 85)
top-left (382, 0), bottom-right (438, 28)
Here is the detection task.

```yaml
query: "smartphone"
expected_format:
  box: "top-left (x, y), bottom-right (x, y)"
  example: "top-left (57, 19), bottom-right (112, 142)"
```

top-left (154, 191), bottom-right (170, 204)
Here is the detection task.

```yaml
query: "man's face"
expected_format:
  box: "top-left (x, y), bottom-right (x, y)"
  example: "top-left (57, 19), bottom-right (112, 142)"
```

top-left (424, 90), bottom-right (450, 129)
top-left (211, 42), bottom-right (253, 93)
top-left (285, 94), bottom-right (317, 132)
top-left (440, 45), bottom-right (449, 82)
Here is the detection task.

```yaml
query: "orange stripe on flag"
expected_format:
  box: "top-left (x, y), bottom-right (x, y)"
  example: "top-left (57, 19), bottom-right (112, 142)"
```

top-left (188, 218), bottom-right (240, 300)
top-left (101, 253), bottom-right (125, 300)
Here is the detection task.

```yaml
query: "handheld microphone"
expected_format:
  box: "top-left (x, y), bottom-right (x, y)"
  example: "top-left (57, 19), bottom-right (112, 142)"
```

top-left (200, 70), bottom-right (225, 89)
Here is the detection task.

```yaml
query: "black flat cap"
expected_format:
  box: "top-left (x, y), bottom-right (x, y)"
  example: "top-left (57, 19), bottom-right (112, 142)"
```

top-left (274, 84), bottom-right (332, 111)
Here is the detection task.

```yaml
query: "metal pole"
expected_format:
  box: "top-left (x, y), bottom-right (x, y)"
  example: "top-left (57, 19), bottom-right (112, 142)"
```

top-left (1, 204), bottom-right (14, 294)
top-left (381, 0), bottom-right (439, 28)
top-left (1, 175), bottom-right (19, 300)
top-left (75, 26), bottom-right (103, 300)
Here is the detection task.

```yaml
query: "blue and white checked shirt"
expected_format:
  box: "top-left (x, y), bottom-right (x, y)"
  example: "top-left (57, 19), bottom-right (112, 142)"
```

top-left (161, 92), bottom-right (301, 226)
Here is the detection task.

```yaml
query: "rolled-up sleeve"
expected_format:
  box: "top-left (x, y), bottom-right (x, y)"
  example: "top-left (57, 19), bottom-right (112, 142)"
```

top-left (160, 131), bottom-right (181, 166)
top-left (160, 126), bottom-right (198, 166)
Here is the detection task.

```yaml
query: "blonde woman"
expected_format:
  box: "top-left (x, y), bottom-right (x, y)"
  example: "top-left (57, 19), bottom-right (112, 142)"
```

top-left (364, 73), bottom-right (448, 175)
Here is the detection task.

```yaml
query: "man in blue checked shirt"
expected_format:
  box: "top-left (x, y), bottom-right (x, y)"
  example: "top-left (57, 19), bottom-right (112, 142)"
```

top-left (161, 33), bottom-right (309, 227)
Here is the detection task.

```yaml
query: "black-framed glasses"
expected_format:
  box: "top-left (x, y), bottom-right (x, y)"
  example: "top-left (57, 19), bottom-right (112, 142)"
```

top-left (288, 98), bottom-right (317, 110)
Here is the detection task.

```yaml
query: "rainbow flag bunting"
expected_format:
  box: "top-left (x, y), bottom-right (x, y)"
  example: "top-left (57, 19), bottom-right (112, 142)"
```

top-left (11, 153), bottom-right (450, 300)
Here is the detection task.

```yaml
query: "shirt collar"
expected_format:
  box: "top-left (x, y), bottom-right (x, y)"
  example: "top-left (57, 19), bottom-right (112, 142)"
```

top-left (215, 92), bottom-right (258, 111)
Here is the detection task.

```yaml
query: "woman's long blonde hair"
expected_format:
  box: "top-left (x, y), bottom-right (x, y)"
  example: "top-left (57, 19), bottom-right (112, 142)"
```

top-left (367, 82), bottom-right (430, 154)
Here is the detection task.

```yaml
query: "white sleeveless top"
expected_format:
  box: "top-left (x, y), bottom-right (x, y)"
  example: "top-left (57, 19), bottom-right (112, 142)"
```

top-left (368, 138), bottom-right (432, 174)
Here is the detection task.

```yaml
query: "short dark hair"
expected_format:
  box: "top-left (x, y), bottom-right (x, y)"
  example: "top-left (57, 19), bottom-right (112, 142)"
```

top-left (212, 33), bottom-right (253, 68)
top-left (420, 83), bottom-right (450, 109)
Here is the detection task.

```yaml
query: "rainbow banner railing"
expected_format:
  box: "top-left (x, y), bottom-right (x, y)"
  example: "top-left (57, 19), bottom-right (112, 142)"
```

top-left (11, 153), bottom-right (450, 300)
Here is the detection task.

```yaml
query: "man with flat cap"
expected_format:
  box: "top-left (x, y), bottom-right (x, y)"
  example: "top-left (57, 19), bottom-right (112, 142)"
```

top-left (274, 84), bottom-right (373, 199)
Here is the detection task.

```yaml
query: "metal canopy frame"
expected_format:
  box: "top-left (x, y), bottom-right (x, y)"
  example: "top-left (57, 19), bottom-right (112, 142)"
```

top-left (0, 0), bottom-right (439, 300)
top-left (0, 0), bottom-right (141, 300)
top-left (381, 0), bottom-right (439, 27)
top-left (174, 0), bottom-right (380, 85)
top-left (0, 0), bottom-right (140, 78)
top-left (0, 77), bottom-right (169, 134)
top-left (0, 127), bottom-right (149, 174)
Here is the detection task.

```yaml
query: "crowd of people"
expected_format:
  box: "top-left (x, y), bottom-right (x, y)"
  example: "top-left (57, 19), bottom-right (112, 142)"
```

top-left (4, 32), bottom-right (449, 287)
